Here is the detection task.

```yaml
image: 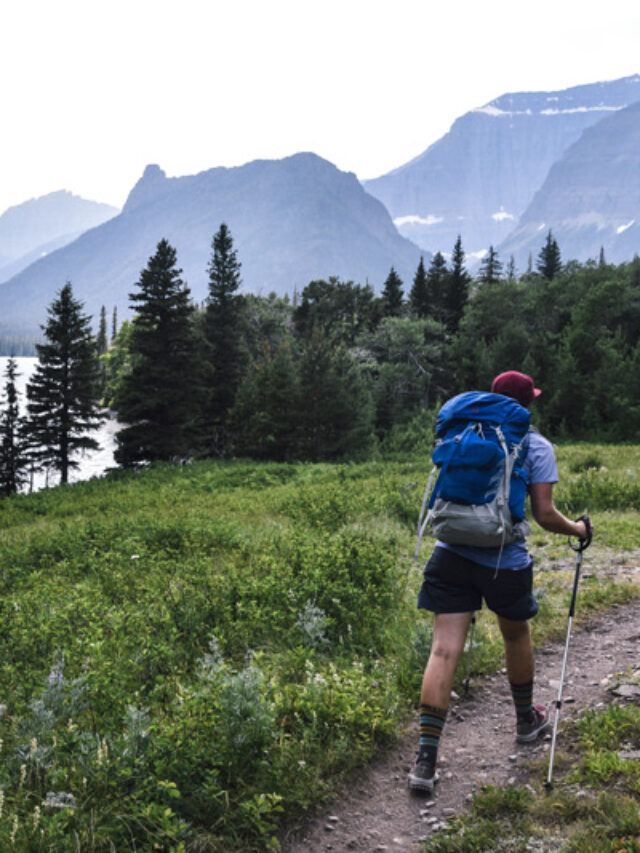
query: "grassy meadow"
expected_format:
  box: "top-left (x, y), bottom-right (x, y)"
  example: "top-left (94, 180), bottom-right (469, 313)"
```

top-left (0, 444), bottom-right (638, 850)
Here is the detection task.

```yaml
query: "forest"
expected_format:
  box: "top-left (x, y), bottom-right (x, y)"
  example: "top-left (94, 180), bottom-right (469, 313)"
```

top-left (2, 225), bottom-right (640, 491)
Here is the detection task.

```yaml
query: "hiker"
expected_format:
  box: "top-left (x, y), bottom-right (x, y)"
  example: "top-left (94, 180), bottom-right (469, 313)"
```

top-left (409, 370), bottom-right (591, 793)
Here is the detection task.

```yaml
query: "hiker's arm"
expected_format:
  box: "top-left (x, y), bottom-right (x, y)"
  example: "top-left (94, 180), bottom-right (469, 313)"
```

top-left (530, 482), bottom-right (588, 539)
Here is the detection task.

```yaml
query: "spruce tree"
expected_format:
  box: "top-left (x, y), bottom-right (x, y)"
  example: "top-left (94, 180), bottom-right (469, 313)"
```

top-left (111, 306), bottom-right (118, 343)
top-left (114, 239), bottom-right (202, 466)
top-left (426, 251), bottom-right (449, 324)
top-left (296, 330), bottom-right (374, 461)
top-left (442, 237), bottom-right (471, 332)
top-left (478, 246), bottom-right (503, 284)
top-left (0, 358), bottom-right (30, 495)
top-left (97, 306), bottom-right (108, 356)
top-left (204, 223), bottom-right (247, 454)
top-left (409, 257), bottom-right (429, 318)
top-left (231, 336), bottom-right (300, 460)
top-left (536, 230), bottom-right (562, 281)
top-left (26, 283), bottom-right (104, 484)
top-left (380, 267), bottom-right (404, 318)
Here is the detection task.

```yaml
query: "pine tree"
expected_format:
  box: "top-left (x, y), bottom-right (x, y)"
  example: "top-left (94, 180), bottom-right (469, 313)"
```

top-left (599, 246), bottom-right (607, 267)
top-left (26, 283), bottom-right (104, 484)
top-left (114, 239), bottom-right (202, 466)
top-left (426, 251), bottom-right (449, 324)
top-left (536, 230), bottom-right (562, 281)
top-left (0, 358), bottom-right (30, 495)
top-left (204, 223), bottom-right (247, 454)
top-left (97, 306), bottom-right (108, 356)
top-left (231, 336), bottom-right (300, 460)
top-left (296, 330), bottom-right (375, 461)
top-left (96, 305), bottom-right (108, 398)
top-left (111, 306), bottom-right (118, 344)
top-left (478, 246), bottom-right (503, 284)
top-left (380, 267), bottom-right (404, 318)
top-left (409, 257), bottom-right (429, 317)
top-left (442, 237), bottom-right (470, 332)
top-left (507, 255), bottom-right (517, 281)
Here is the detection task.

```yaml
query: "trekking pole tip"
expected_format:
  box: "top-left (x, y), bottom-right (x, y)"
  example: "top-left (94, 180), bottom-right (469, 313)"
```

top-left (544, 781), bottom-right (553, 792)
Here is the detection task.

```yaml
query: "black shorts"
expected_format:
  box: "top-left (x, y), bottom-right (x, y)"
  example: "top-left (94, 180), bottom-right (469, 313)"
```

top-left (417, 546), bottom-right (538, 621)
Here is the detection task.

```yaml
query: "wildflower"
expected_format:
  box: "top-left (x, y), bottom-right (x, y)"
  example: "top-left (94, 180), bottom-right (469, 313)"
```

top-left (10, 815), bottom-right (19, 843)
top-left (42, 791), bottom-right (76, 810)
top-left (130, 554), bottom-right (140, 560)
top-left (48, 663), bottom-right (64, 686)
top-left (32, 805), bottom-right (41, 830)
top-left (0, 788), bottom-right (4, 818)
top-left (19, 764), bottom-right (26, 787)
top-left (30, 737), bottom-right (37, 759)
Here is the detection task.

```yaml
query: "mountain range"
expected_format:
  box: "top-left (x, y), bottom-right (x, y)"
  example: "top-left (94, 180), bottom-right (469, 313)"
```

top-left (0, 191), bottom-right (118, 283)
top-left (0, 154), bottom-right (423, 339)
top-left (364, 75), bottom-right (640, 261)
top-left (3, 74), bottom-right (640, 345)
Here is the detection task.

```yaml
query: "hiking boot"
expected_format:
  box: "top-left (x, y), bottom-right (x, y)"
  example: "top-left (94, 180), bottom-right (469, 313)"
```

top-left (408, 754), bottom-right (439, 793)
top-left (516, 704), bottom-right (550, 743)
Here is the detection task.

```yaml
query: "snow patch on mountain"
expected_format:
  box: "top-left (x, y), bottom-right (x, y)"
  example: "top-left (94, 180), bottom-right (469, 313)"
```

top-left (394, 214), bottom-right (443, 227)
top-left (491, 209), bottom-right (515, 222)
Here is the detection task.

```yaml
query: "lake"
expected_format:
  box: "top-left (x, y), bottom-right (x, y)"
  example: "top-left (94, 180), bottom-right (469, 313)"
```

top-left (0, 356), bottom-right (118, 490)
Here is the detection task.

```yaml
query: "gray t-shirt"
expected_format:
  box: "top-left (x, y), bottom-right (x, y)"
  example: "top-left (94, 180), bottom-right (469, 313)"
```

top-left (437, 430), bottom-right (558, 570)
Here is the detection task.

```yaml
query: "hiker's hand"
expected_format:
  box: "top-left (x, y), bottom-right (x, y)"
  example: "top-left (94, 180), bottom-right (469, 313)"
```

top-left (575, 519), bottom-right (589, 540)
top-left (574, 515), bottom-right (593, 549)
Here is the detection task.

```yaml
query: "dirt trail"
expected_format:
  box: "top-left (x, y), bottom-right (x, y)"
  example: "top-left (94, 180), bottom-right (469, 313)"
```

top-left (281, 566), bottom-right (640, 852)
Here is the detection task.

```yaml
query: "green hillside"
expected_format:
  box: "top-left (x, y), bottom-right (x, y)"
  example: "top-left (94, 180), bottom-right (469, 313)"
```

top-left (0, 450), bottom-right (638, 850)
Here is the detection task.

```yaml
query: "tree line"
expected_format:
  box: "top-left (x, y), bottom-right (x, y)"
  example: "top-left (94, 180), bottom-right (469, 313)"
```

top-left (1, 225), bottom-right (639, 493)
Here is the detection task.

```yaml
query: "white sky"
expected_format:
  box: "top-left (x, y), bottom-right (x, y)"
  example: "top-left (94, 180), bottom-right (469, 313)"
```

top-left (2, 0), bottom-right (640, 214)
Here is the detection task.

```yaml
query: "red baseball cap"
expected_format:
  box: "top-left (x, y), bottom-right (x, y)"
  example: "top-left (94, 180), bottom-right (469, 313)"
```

top-left (491, 371), bottom-right (542, 407)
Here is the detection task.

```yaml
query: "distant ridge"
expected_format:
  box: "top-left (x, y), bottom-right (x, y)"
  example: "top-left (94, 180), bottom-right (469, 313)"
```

top-left (364, 75), bottom-right (640, 258)
top-left (0, 154), bottom-right (424, 338)
top-left (0, 190), bottom-right (118, 281)
top-left (498, 100), bottom-right (640, 267)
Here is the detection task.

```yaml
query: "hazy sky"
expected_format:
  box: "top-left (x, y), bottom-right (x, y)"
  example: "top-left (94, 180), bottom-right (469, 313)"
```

top-left (2, 0), bottom-right (640, 214)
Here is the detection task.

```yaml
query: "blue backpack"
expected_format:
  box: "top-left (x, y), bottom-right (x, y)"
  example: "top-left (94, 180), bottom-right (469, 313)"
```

top-left (415, 392), bottom-right (531, 558)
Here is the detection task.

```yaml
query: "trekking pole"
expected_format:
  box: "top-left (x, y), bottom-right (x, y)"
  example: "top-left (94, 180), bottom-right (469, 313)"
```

top-left (545, 515), bottom-right (592, 791)
top-left (463, 613), bottom-right (476, 695)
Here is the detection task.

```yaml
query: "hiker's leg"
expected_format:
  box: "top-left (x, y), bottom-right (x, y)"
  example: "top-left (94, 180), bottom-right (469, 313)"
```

top-left (421, 612), bottom-right (473, 707)
top-left (498, 616), bottom-right (533, 684)
top-left (498, 615), bottom-right (538, 726)
top-left (414, 611), bottom-right (472, 774)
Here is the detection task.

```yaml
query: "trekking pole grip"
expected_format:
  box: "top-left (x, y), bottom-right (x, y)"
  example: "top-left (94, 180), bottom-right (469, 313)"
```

top-left (569, 514), bottom-right (592, 552)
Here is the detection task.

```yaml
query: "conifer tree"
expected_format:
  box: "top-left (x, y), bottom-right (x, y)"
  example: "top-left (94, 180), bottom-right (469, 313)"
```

top-left (442, 237), bottom-right (471, 332)
top-left (111, 306), bottom-right (118, 343)
top-left (231, 336), bottom-right (300, 460)
top-left (380, 267), bottom-right (404, 318)
top-left (114, 239), bottom-right (202, 466)
top-left (409, 257), bottom-right (429, 317)
top-left (204, 223), bottom-right (247, 454)
top-left (296, 330), bottom-right (374, 461)
top-left (507, 255), bottom-right (517, 281)
top-left (0, 358), bottom-right (30, 495)
top-left (97, 306), bottom-right (108, 356)
top-left (26, 283), bottom-right (104, 484)
top-left (426, 251), bottom-right (449, 324)
top-left (478, 246), bottom-right (503, 284)
top-left (536, 230), bottom-right (562, 281)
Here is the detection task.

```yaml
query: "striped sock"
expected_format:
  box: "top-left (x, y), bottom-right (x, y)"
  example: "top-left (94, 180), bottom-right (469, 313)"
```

top-left (418, 703), bottom-right (447, 764)
top-left (509, 679), bottom-right (534, 723)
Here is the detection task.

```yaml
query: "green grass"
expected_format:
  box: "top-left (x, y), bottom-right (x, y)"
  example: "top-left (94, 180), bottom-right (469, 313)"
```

top-left (0, 446), bottom-right (637, 850)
